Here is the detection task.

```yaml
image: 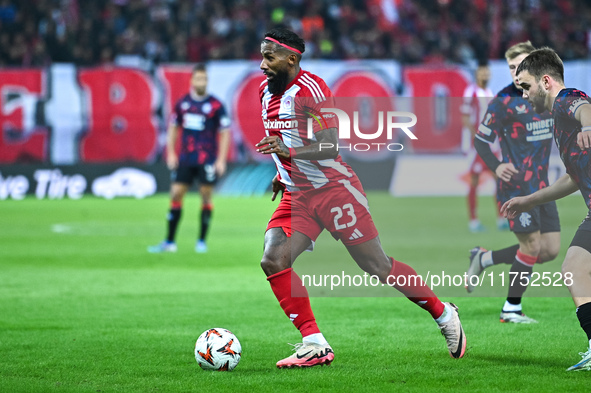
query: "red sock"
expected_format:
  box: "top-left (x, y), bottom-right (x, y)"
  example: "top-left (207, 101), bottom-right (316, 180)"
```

top-left (267, 268), bottom-right (320, 337)
top-left (386, 258), bottom-right (445, 319)
top-left (516, 249), bottom-right (539, 267)
top-left (468, 186), bottom-right (477, 220)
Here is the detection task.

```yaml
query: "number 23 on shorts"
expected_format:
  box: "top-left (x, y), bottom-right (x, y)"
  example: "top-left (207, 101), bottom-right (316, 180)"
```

top-left (331, 203), bottom-right (357, 230)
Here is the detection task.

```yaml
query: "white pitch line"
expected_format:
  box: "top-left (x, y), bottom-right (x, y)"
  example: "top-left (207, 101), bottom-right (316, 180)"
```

top-left (50, 224), bottom-right (72, 234)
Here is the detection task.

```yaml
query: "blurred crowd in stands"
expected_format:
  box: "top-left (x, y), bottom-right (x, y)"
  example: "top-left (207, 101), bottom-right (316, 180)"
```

top-left (0, 0), bottom-right (590, 67)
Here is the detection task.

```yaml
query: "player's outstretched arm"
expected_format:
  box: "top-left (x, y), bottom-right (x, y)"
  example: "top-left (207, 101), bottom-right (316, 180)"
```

top-left (501, 174), bottom-right (579, 218)
top-left (255, 127), bottom-right (339, 160)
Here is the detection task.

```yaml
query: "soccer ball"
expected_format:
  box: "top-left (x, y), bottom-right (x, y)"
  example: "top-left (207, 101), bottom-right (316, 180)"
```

top-left (194, 328), bottom-right (242, 371)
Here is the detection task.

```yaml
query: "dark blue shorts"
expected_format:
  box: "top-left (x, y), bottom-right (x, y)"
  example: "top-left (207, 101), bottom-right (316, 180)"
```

top-left (570, 214), bottom-right (591, 254)
top-left (509, 201), bottom-right (560, 234)
top-left (172, 164), bottom-right (217, 186)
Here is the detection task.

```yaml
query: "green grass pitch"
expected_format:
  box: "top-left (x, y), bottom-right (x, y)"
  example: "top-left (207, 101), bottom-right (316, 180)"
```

top-left (0, 192), bottom-right (589, 392)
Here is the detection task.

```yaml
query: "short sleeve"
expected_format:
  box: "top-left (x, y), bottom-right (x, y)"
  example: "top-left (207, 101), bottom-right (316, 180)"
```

top-left (216, 102), bottom-right (231, 130)
top-left (566, 97), bottom-right (590, 119)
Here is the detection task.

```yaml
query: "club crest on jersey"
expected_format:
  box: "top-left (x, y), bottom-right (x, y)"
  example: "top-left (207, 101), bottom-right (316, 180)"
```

top-left (282, 96), bottom-right (292, 109)
top-left (515, 104), bottom-right (527, 114)
top-left (202, 102), bottom-right (212, 114)
top-left (519, 212), bottom-right (532, 227)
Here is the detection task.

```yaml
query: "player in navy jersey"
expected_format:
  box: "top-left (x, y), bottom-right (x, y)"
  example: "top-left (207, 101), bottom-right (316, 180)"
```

top-left (254, 28), bottom-right (466, 368)
top-left (503, 47), bottom-right (591, 370)
top-left (148, 64), bottom-right (231, 253)
top-left (465, 42), bottom-right (560, 323)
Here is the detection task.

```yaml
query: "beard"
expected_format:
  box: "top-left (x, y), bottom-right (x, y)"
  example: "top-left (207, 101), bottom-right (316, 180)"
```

top-left (267, 68), bottom-right (289, 95)
top-left (193, 86), bottom-right (206, 96)
top-left (530, 89), bottom-right (547, 113)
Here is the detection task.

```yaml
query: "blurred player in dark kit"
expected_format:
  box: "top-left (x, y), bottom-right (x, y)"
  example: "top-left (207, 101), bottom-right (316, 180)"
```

top-left (149, 64), bottom-right (230, 253)
top-left (461, 62), bottom-right (505, 232)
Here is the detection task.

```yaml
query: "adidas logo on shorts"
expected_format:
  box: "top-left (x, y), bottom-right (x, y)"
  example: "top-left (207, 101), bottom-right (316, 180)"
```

top-left (348, 228), bottom-right (364, 240)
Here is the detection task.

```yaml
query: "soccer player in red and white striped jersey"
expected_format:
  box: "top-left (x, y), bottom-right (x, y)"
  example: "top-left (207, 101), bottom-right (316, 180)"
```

top-left (255, 28), bottom-right (467, 368)
top-left (460, 62), bottom-right (503, 232)
top-left (258, 65), bottom-right (353, 192)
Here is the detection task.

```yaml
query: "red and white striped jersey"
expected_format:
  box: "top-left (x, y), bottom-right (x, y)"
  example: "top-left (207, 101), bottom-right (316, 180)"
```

top-left (461, 83), bottom-right (493, 129)
top-left (259, 69), bottom-right (355, 191)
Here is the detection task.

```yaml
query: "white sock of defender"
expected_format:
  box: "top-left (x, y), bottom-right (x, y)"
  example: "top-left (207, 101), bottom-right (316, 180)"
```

top-left (303, 333), bottom-right (328, 346)
top-left (502, 301), bottom-right (522, 312)
top-left (481, 251), bottom-right (494, 268)
top-left (435, 303), bottom-right (453, 324)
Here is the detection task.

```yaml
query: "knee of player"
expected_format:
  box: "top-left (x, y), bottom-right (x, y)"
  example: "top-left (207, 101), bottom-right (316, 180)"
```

top-left (260, 255), bottom-right (274, 271)
top-left (171, 192), bottom-right (184, 202)
top-left (539, 243), bottom-right (560, 263)
top-left (260, 253), bottom-right (289, 275)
